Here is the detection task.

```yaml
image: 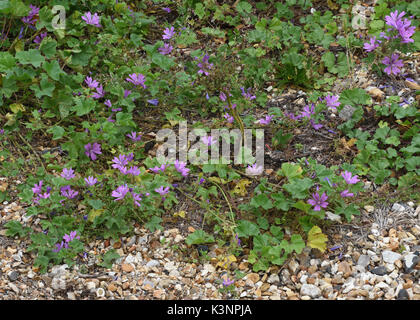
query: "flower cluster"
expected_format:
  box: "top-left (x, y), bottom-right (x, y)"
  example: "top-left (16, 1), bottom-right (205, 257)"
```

top-left (22, 5), bottom-right (39, 26)
top-left (84, 142), bottom-right (102, 161)
top-left (196, 54), bottom-right (213, 76)
top-left (82, 12), bottom-right (102, 28)
top-left (363, 10), bottom-right (415, 76)
top-left (53, 231), bottom-right (80, 253)
top-left (126, 73), bottom-right (147, 88)
top-left (174, 160), bottom-right (190, 177)
top-left (32, 180), bottom-right (52, 204)
top-left (111, 153), bottom-right (140, 176)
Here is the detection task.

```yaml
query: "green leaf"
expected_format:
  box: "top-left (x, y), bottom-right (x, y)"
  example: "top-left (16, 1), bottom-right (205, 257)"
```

top-left (236, 1), bottom-right (252, 15)
top-left (47, 126), bottom-right (65, 140)
top-left (43, 60), bottom-right (63, 81)
top-left (235, 220), bottom-right (260, 238)
top-left (283, 178), bottom-right (313, 199)
top-left (87, 199), bottom-right (104, 210)
top-left (152, 53), bottom-right (175, 71)
top-left (289, 234), bottom-right (305, 253)
top-left (99, 249), bottom-right (120, 269)
top-left (0, 52), bottom-right (16, 72)
top-left (30, 74), bottom-right (55, 98)
top-left (185, 230), bottom-right (215, 245)
top-left (279, 163), bottom-right (303, 180)
top-left (4, 220), bottom-right (29, 237)
top-left (250, 193), bottom-right (273, 210)
top-left (16, 49), bottom-right (45, 67)
top-left (271, 192), bottom-right (292, 211)
top-left (40, 40), bottom-right (57, 58)
top-left (73, 97), bottom-right (96, 116)
top-left (339, 88), bottom-right (372, 107)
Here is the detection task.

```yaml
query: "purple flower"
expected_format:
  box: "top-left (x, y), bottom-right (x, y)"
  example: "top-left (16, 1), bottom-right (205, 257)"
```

top-left (382, 54), bottom-right (404, 76)
top-left (82, 12), bottom-right (102, 27)
top-left (241, 87), bottom-right (256, 100)
top-left (150, 164), bottom-right (168, 173)
top-left (127, 166), bottom-right (141, 176)
top-left (201, 135), bottom-right (217, 146)
top-left (219, 92), bottom-right (227, 102)
top-left (162, 26), bottom-right (176, 40)
top-left (53, 242), bottom-right (64, 253)
top-left (224, 113), bottom-right (234, 123)
top-left (32, 180), bottom-right (43, 194)
top-left (112, 154), bottom-right (129, 170)
top-left (162, 7), bottom-right (171, 13)
top-left (340, 189), bottom-right (354, 198)
top-left (61, 168), bottom-right (76, 180)
top-left (132, 192), bottom-right (142, 207)
top-left (341, 171), bottom-right (360, 184)
top-left (84, 143), bottom-right (102, 161)
top-left (158, 43), bottom-right (173, 55)
top-left (301, 104), bottom-right (315, 119)
top-left (33, 32), bottom-right (47, 44)
top-left (39, 192), bottom-right (51, 200)
top-left (124, 90), bottom-right (132, 98)
top-left (155, 186), bottom-right (170, 196)
top-left (84, 176), bottom-right (98, 186)
top-left (147, 99), bottom-right (159, 106)
top-left (235, 234), bottom-right (241, 246)
top-left (85, 76), bottom-right (99, 89)
top-left (63, 231), bottom-right (80, 243)
top-left (126, 131), bottom-right (142, 142)
top-left (61, 186), bottom-right (79, 199)
top-left (363, 37), bottom-right (380, 52)
top-left (258, 115), bottom-right (274, 125)
top-left (307, 192), bottom-right (329, 211)
top-left (91, 85), bottom-right (105, 99)
top-left (324, 95), bottom-right (341, 109)
top-left (104, 99), bottom-right (112, 108)
top-left (112, 184), bottom-right (130, 201)
top-left (310, 119), bottom-right (323, 130)
top-left (126, 73), bottom-right (147, 88)
top-left (197, 54), bottom-right (213, 76)
top-left (174, 160), bottom-right (189, 177)
top-left (199, 178), bottom-right (205, 185)
top-left (246, 163), bottom-right (263, 176)
top-left (222, 278), bottom-right (234, 287)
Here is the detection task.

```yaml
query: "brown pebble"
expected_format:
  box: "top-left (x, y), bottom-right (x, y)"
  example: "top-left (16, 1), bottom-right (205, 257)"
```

top-left (108, 283), bottom-right (117, 292)
top-left (122, 263), bottom-right (134, 272)
top-left (247, 273), bottom-right (259, 284)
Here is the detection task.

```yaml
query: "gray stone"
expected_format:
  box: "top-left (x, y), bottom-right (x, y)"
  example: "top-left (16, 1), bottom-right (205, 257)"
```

top-left (339, 105), bottom-right (355, 121)
top-left (392, 203), bottom-right (405, 212)
top-left (267, 274), bottom-right (280, 284)
top-left (382, 250), bottom-right (402, 264)
top-left (397, 289), bottom-right (409, 300)
top-left (404, 254), bottom-right (420, 271)
top-left (143, 280), bottom-right (155, 288)
top-left (357, 255), bottom-right (370, 268)
top-left (300, 284), bottom-right (321, 298)
top-left (371, 266), bottom-right (388, 276)
top-left (8, 271), bottom-right (19, 282)
top-left (126, 236), bottom-right (136, 246)
top-left (146, 260), bottom-right (160, 268)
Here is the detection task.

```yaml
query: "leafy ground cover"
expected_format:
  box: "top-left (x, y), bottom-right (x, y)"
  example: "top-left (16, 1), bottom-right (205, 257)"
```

top-left (0, 0), bottom-right (419, 279)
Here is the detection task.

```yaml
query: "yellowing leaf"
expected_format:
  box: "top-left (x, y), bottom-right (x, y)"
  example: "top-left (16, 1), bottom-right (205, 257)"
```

top-left (232, 179), bottom-right (251, 196)
top-left (9, 103), bottom-right (25, 114)
top-left (216, 254), bottom-right (237, 269)
top-left (88, 209), bottom-right (104, 222)
top-left (208, 176), bottom-right (228, 184)
top-left (174, 210), bottom-right (186, 218)
top-left (307, 226), bottom-right (328, 252)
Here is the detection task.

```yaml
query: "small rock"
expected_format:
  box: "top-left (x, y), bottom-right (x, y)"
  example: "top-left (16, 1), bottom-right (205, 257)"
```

top-left (339, 105), bottom-right (355, 121)
top-left (397, 289), bottom-right (409, 300)
top-left (288, 259), bottom-right (299, 273)
top-left (146, 260), bottom-right (160, 268)
top-left (247, 273), bottom-right (260, 284)
top-left (122, 263), bottom-right (134, 273)
top-left (364, 205), bottom-right (375, 213)
top-left (326, 211), bottom-right (342, 223)
top-left (96, 288), bottom-right (105, 298)
top-left (338, 261), bottom-right (352, 276)
top-left (86, 281), bottom-right (96, 291)
top-left (300, 284), bottom-right (321, 298)
top-left (392, 203), bottom-right (405, 212)
top-left (357, 255), bottom-right (370, 268)
top-left (267, 274), bottom-right (280, 284)
top-left (67, 292), bottom-right (76, 300)
top-left (108, 283), bottom-right (117, 292)
top-left (382, 250), bottom-right (402, 264)
top-left (367, 87), bottom-right (385, 100)
top-left (371, 266), bottom-right (388, 276)
top-left (8, 271), bottom-right (19, 282)
top-left (404, 254), bottom-right (420, 271)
